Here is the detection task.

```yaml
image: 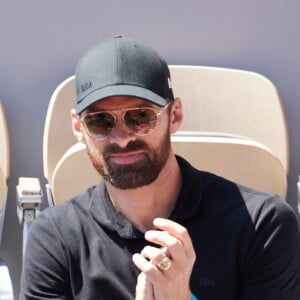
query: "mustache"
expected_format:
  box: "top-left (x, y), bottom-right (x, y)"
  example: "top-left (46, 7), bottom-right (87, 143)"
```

top-left (103, 140), bottom-right (150, 156)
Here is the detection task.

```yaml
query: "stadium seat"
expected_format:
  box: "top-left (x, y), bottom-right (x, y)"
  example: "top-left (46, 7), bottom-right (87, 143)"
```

top-left (43, 66), bottom-right (288, 205)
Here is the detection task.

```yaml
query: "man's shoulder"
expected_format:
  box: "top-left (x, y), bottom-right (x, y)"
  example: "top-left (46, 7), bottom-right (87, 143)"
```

top-left (238, 184), bottom-right (299, 235)
top-left (178, 154), bottom-right (294, 212)
top-left (237, 183), bottom-right (295, 220)
top-left (179, 155), bottom-right (298, 229)
top-left (33, 185), bottom-right (97, 230)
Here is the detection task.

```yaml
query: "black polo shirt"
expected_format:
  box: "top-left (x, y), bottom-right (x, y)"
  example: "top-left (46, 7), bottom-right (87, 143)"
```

top-left (20, 156), bottom-right (300, 299)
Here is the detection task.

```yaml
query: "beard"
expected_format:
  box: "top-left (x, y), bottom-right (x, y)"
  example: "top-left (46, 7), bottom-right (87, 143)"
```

top-left (86, 130), bottom-right (171, 190)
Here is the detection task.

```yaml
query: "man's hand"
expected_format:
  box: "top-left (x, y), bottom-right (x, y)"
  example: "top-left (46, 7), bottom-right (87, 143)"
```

top-left (133, 218), bottom-right (196, 300)
top-left (135, 272), bottom-right (155, 300)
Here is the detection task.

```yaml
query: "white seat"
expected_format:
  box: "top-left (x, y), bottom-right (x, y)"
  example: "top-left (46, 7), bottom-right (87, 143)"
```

top-left (0, 101), bottom-right (9, 211)
top-left (44, 67), bottom-right (289, 176)
top-left (169, 65), bottom-right (289, 174)
top-left (50, 135), bottom-right (286, 205)
top-left (43, 66), bottom-right (288, 205)
top-left (0, 101), bottom-right (10, 181)
top-left (172, 135), bottom-right (286, 198)
top-left (51, 143), bottom-right (100, 205)
top-left (43, 76), bottom-right (77, 187)
top-left (0, 169), bottom-right (6, 214)
top-left (0, 263), bottom-right (13, 300)
top-left (0, 100), bottom-right (10, 238)
top-left (0, 100), bottom-right (13, 299)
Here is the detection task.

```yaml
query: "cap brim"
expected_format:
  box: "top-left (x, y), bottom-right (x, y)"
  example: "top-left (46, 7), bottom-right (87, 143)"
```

top-left (76, 85), bottom-right (168, 114)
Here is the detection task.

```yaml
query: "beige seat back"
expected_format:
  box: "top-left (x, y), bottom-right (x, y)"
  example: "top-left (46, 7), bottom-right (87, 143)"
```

top-left (0, 101), bottom-right (10, 210)
top-left (172, 135), bottom-right (286, 198)
top-left (44, 67), bottom-right (289, 181)
top-left (0, 168), bottom-right (6, 211)
top-left (51, 143), bottom-right (100, 205)
top-left (44, 66), bottom-right (288, 204)
top-left (43, 76), bottom-right (76, 186)
top-left (169, 65), bottom-right (289, 173)
top-left (51, 136), bottom-right (286, 205)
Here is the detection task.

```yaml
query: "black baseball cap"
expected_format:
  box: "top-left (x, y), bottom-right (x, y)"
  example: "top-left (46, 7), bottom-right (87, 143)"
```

top-left (75, 36), bottom-right (174, 114)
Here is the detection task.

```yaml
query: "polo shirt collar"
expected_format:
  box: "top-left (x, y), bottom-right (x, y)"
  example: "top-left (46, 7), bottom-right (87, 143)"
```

top-left (90, 155), bottom-right (203, 238)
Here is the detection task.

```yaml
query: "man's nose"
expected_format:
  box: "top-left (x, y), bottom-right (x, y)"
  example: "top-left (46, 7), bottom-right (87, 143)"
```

top-left (107, 117), bottom-right (137, 148)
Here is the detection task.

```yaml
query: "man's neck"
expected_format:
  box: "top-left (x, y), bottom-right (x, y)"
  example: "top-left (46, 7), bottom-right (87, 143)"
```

top-left (105, 154), bottom-right (182, 232)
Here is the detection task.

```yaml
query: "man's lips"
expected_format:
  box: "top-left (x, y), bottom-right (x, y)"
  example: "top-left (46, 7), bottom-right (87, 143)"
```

top-left (108, 151), bottom-right (144, 164)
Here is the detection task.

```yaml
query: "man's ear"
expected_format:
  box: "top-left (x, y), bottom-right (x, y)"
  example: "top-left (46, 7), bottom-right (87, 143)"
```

top-left (70, 108), bottom-right (86, 144)
top-left (169, 98), bottom-right (183, 134)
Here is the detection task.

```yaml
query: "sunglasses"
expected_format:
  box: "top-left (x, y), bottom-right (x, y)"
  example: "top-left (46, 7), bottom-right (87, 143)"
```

top-left (80, 103), bottom-right (171, 140)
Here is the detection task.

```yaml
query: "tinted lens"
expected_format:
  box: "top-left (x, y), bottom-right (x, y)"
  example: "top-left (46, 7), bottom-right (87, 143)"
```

top-left (124, 108), bottom-right (158, 135)
top-left (83, 112), bottom-right (115, 139)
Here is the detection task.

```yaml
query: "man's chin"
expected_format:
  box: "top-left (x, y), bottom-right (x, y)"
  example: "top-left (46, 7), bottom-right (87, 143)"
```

top-left (105, 161), bottom-right (159, 189)
top-left (110, 173), bottom-right (158, 190)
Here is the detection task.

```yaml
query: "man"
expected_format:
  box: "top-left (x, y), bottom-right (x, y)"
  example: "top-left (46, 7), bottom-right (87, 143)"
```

top-left (21, 36), bottom-right (300, 299)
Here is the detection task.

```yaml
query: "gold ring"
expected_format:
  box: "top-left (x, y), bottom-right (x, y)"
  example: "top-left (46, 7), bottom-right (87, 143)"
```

top-left (157, 256), bottom-right (172, 271)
